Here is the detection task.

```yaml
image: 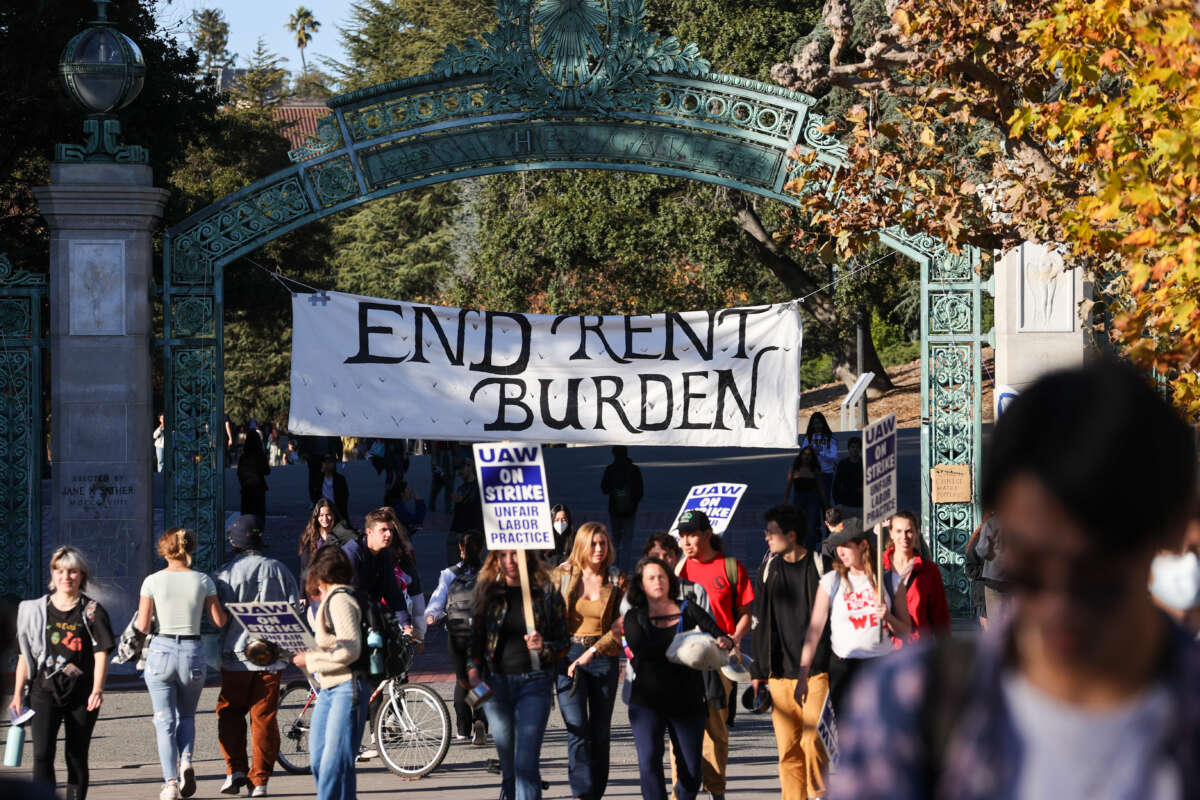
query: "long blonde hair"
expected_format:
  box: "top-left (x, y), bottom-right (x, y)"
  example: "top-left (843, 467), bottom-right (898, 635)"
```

top-left (474, 550), bottom-right (554, 613)
top-left (566, 522), bottom-right (614, 577)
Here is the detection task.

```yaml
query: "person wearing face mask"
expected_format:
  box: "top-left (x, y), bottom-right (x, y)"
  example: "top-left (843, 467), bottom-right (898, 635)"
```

top-left (550, 504), bottom-right (575, 565)
top-left (1150, 505), bottom-right (1200, 635)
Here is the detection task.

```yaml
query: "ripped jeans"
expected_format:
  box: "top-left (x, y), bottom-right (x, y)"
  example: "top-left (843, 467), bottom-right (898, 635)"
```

top-left (144, 637), bottom-right (207, 782)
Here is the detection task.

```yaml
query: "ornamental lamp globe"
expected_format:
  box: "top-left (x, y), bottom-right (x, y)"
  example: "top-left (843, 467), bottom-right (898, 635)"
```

top-left (58, 1), bottom-right (145, 115)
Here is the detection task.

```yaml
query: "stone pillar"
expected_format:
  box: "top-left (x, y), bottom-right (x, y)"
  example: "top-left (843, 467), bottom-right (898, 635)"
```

top-left (994, 242), bottom-right (1091, 396)
top-left (34, 164), bottom-right (168, 626)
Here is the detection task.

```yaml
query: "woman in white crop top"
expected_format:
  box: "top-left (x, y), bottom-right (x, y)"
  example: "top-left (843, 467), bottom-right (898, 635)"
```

top-left (136, 528), bottom-right (227, 800)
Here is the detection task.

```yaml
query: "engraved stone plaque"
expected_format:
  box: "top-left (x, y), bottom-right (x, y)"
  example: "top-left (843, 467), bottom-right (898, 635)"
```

top-left (69, 240), bottom-right (125, 335)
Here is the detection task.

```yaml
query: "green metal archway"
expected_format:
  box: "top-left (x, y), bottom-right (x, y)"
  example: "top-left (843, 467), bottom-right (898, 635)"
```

top-left (162, 0), bottom-right (987, 612)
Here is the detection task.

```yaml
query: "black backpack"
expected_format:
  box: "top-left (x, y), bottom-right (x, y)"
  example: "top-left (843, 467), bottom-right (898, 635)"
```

top-left (444, 565), bottom-right (478, 637)
top-left (321, 587), bottom-right (408, 677)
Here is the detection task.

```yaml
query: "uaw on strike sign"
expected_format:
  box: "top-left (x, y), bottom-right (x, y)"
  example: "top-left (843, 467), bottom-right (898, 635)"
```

top-left (670, 483), bottom-right (748, 535)
top-left (474, 442), bottom-right (553, 550)
top-left (290, 291), bottom-right (803, 447)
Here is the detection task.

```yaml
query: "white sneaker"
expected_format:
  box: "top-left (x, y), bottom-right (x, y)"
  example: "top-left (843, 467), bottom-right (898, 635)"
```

top-left (159, 782), bottom-right (181, 800)
top-left (220, 773), bottom-right (249, 795)
top-left (250, 786), bottom-right (268, 798)
top-left (356, 746), bottom-right (378, 762)
top-left (179, 758), bottom-right (196, 798)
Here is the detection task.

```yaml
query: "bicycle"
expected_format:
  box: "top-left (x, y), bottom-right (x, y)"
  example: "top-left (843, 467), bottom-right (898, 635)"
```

top-left (276, 634), bottom-right (452, 779)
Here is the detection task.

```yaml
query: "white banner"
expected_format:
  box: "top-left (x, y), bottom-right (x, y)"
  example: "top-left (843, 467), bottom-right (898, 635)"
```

top-left (289, 291), bottom-right (803, 447)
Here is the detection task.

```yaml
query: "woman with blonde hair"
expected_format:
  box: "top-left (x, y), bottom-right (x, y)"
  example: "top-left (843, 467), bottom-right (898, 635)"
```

top-left (467, 549), bottom-right (569, 800)
top-left (11, 547), bottom-right (115, 800)
top-left (136, 529), bottom-right (228, 800)
top-left (794, 520), bottom-right (911, 716)
top-left (551, 522), bottom-right (627, 800)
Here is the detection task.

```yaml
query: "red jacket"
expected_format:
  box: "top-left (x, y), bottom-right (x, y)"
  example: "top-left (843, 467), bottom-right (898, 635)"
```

top-left (882, 548), bottom-right (951, 644)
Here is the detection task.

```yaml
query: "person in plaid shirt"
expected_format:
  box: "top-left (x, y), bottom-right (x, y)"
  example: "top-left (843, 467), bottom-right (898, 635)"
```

top-left (833, 361), bottom-right (1200, 800)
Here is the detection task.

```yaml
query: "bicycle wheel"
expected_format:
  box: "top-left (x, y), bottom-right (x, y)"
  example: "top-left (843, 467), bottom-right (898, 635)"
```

top-left (276, 680), bottom-right (316, 775)
top-left (373, 681), bottom-right (452, 778)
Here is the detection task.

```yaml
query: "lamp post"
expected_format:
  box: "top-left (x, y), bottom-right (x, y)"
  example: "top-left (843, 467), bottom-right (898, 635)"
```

top-left (55, 0), bottom-right (148, 163)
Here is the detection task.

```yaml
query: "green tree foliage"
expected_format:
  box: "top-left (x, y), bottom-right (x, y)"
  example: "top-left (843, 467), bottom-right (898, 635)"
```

top-left (291, 68), bottom-right (335, 99)
top-left (232, 38), bottom-right (289, 109)
top-left (191, 8), bottom-right (233, 73)
top-left (330, 0), bottom-right (494, 91)
top-left (450, 173), bottom-right (786, 314)
top-left (286, 6), bottom-right (321, 76)
top-left (169, 107), bottom-right (333, 425)
top-left (323, 0), bottom-right (495, 310)
top-left (0, 0), bottom-right (222, 268)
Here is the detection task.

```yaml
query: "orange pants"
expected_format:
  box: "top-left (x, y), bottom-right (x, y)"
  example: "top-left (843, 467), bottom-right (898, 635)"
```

top-left (767, 673), bottom-right (830, 800)
top-left (217, 669), bottom-right (281, 787)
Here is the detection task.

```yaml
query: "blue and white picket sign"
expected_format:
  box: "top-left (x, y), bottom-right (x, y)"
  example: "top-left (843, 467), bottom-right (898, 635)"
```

top-left (473, 442), bottom-right (554, 551)
top-left (225, 601), bottom-right (315, 653)
top-left (669, 483), bottom-right (748, 536)
top-left (862, 413), bottom-right (898, 529)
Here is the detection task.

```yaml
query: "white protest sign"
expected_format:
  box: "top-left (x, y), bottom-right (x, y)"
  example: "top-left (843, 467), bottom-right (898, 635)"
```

top-left (862, 414), bottom-right (898, 529)
top-left (473, 442), bottom-right (554, 551)
top-left (290, 291), bottom-right (803, 447)
top-left (669, 483), bottom-right (748, 536)
top-left (225, 601), bottom-right (315, 653)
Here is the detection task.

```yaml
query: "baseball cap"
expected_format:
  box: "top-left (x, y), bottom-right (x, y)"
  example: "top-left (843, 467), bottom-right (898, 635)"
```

top-left (676, 510), bottom-right (712, 534)
top-left (227, 514), bottom-right (265, 550)
top-left (821, 516), bottom-right (868, 556)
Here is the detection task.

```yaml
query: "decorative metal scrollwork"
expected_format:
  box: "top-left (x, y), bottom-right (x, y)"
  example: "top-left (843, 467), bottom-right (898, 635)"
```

top-left (930, 292), bottom-right (972, 334)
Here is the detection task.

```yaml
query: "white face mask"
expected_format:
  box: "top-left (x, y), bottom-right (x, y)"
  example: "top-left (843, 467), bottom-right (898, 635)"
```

top-left (553, 520), bottom-right (569, 535)
top-left (1150, 552), bottom-right (1200, 611)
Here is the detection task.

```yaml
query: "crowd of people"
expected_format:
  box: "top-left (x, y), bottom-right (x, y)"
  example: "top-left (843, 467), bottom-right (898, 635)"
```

top-left (9, 360), bottom-right (1200, 800)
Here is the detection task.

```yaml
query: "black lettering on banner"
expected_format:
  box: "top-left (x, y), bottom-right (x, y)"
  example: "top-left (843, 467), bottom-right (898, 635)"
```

top-left (538, 378), bottom-right (585, 430)
top-left (623, 314), bottom-right (660, 360)
top-left (717, 307), bottom-right (771, 359)
top-left (345, 302), bottom-right (411, 364)
top-left (592, 376), bottom-right (640, 434)
top-left (470, 378), bottom-right (534, 430)
top-left (469, 311), bottom-right (532, 375)
top-left (552, 315), bottom-right (629, 364)
top-left (639, 374), bottom-right (673, 431)
top-left (410, 307), bottom-right (473, 366)
top-left (663, 311), bottom-right (716, 361)
top-left (712, 347), bottom-right (776, 430)
top-left (677, 371), bottom-right (711, 429)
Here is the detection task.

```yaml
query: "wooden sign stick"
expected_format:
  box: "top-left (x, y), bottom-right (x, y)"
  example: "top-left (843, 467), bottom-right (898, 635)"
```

top-left (516, 551), bottom-right (541, 672)
top-left (876, 522), bottom-right (886, 643)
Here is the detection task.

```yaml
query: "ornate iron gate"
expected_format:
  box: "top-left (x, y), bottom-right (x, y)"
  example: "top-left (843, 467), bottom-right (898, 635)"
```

top-left (162, 0), bottom-right (985, 609)
top-left (0, 254), bottom-right (47, 599)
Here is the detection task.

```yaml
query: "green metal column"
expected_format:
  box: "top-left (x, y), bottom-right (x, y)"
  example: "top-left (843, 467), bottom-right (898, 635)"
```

top-left (920, 245), bottom-right (987, 616)
top-left (0, 254), bottom-right (46, 599)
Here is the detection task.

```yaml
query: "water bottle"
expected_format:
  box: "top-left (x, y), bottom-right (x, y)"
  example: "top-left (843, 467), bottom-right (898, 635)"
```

top-left (4, 722), bottom-right (24, 767)
top-left (367, 629), bottom-right (384, 676)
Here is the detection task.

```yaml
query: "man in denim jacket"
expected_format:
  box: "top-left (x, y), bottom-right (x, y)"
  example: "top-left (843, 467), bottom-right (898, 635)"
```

top-left (213, 515), bottom-right (300, 797)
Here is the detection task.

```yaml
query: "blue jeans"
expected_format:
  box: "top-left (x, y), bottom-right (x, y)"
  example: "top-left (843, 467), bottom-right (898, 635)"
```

top-left (484, 670), bottom-right (553, 800)
top-left (144, 637), bottom-right (207, 782)
top-left (628, 703), bottom-right (706, 800)
top-left (556, 644), bottom-right (619, 800)
top-left (309, 679), bottom-right (368, 800)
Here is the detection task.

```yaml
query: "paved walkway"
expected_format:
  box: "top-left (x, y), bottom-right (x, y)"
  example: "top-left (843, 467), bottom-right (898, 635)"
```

top-left (0, 678), bottom-right (783, 799)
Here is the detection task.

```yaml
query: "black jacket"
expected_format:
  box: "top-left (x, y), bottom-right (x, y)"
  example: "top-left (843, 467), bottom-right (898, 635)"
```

top-left (750, 550), bottom-right (831, 680)
top-left (450, 479), bottom-right (483, 532)
top-left (600, 458), bottom-right (643, 516)
top-left (309, 472), bottom-right (350, 522)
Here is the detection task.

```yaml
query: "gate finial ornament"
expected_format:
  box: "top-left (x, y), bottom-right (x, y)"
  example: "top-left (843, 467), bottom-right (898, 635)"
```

top-left (434, 0), bottom-right (709, 111)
